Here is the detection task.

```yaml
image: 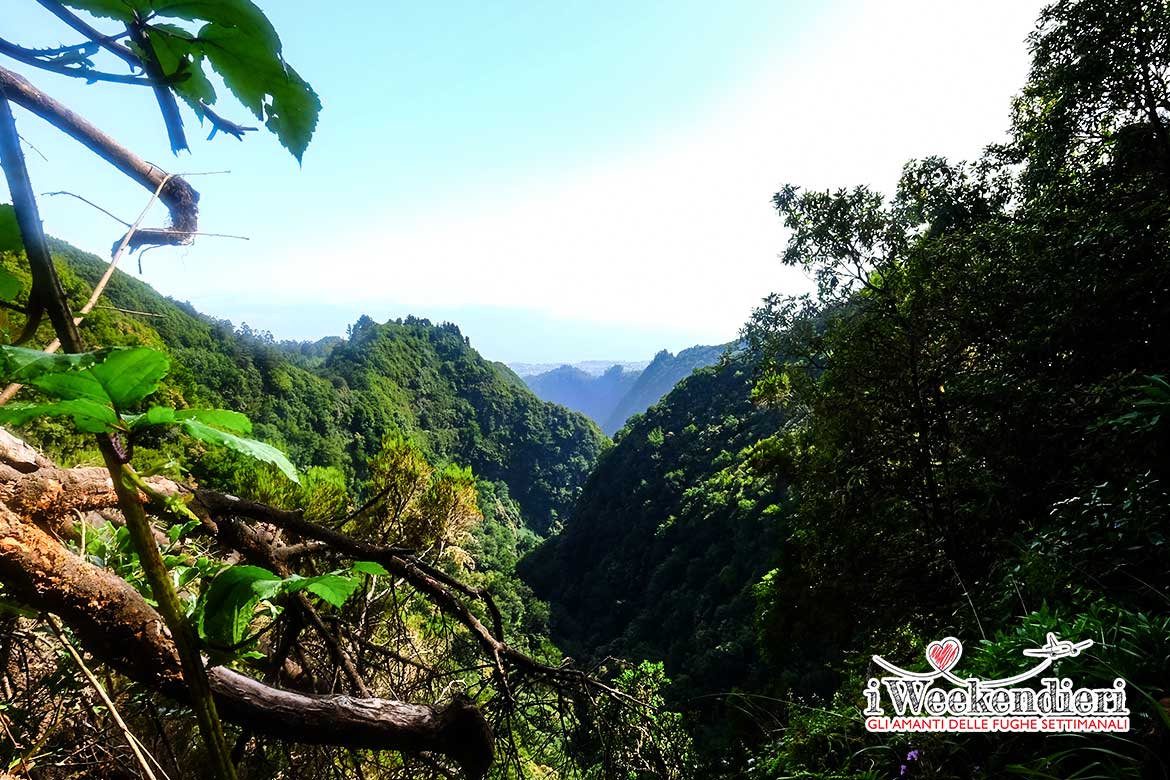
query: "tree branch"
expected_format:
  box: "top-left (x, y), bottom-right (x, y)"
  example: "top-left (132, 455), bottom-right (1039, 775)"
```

top-left (0, 37), bottom-right (151, 86)
top-left (34, 0), bottom-right (141, 68)
top-left (0, 64), bottom-right (199, 251)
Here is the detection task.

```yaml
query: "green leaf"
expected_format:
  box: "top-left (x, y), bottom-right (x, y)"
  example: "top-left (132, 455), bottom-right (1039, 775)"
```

top-left (0, 268), bottom-right (21, 302)
top-left (0, 346), bottom-right (100, 383)
top-left (154, 1), bottom-right (280, 49)
top-left (90, 348), bottom-right (170, 407)
top-left (175, 408), bottom-right (252, 434)
top-left (300, 574), bottom-right (360, 608)
top-left (0, 204), bottom-right (21, 253)
top-left (58, 1), bottom-right (139, 22)
top-left (196, 564), bottom-right (281, 647)
top-left (197, 24), bottom-right (320, 162)
top-left (0, 346), bottom-right (168, 414)
top-left (179, 418), bottom-right (298, 482)
top-left (27, 371), bottom-right (109, 404)
top-left (0, 399), bottom-right (119, 433)
top-left (140, 24), bottom-right (217, 114)
top-left (61, 2), bottom-right (317, 160)
top-left (195, 565), bottom-right (360, 648)
top-left (351, 561), bottom-right (391, 577)
top-left (123, 405), bottom-right (178, 430)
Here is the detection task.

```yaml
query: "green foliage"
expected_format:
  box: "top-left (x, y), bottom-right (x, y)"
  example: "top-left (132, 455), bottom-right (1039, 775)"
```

top-left (194, 563), bottom-right (363, 651)
top-left (582, 661), bottom-right (695, 780)
top-left (0, 343), bottom-right (298, 480)
top-left (349, 433), bottom-right (482, 556)
top-left (521, 355), bottom-right (787, 705)
top-left (529, 1), bottom-right (1170, 775)
top-left (59, 0), bottom-right (320, 159)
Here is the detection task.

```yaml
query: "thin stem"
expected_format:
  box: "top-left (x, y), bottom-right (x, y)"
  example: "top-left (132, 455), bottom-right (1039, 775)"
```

top-left (0, 37), bottom-right (151, 85)
top-left (100, 445), bottom-right (238, 780)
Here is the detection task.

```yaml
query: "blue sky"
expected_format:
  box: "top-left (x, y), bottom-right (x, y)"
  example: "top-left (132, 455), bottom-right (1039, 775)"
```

top-left (2, 1), bottom-right (1044, 362)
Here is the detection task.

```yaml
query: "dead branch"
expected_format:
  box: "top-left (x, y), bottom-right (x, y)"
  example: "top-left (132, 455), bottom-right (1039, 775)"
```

top-left (0, 64), bottom-right (199, 251)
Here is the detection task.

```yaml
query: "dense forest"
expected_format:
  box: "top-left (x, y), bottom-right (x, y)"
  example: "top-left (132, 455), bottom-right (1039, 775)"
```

top-left (2, 0), bottom-right (1170, 779)
top-left (520, 0), bottom-right (1170, 776)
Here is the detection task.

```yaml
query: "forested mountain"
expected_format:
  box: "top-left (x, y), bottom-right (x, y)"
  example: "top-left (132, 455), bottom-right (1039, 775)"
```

top-left (521, 352), bottom-right (784, 698)
top-left (1, 241), bottom-right (605, 535)
top-left (522, 345), bottom-right (727, 435)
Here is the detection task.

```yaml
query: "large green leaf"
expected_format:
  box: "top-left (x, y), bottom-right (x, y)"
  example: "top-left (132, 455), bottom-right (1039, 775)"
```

top-left (0, 346), bottom-right (100, 382)
top-left (196, 564), bottom-right (281, 647)
top-left (58, 0), bottom-right (138, 22)
top-left (196, 564), bottom-right (362, 648)
top-left (89, 348), bottom-right (170, 407)
top-left (198, 24), bottom-right (320, 162)
top-left (0, 346), bottom-right (165, 409)
top-left (154, 1), bottom-right (280, 50)
top-left (122, 405), bottom-right (177, 430)
top-left (351, 561), bottom-right (391, 577)
top-left (60, 0), bottom-right (319, 161)
top-left (284, 573), bottom-right (361, 609)
top-left (26, 371), bottom-right (109, 404)
top-left (0, 399), bottom-right (119, 434)
top-left (0, 267), bottom-right (23, 302)
top-left (0, 204), bottom-right (22, 254)
top-left (179, 418), bottom-right (298, 482)
top-left (139, 24), bottom-right (216, 114)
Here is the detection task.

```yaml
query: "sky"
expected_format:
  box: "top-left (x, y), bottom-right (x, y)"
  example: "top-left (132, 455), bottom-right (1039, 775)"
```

top-left (1, 1), bottom-right (1047, 363)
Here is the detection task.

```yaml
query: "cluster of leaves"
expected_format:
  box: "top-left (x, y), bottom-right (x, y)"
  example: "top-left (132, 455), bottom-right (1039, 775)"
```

top-left (0, 343), bottom-right (296, 479)
top-left (58, 0), bottom-right (320, 159)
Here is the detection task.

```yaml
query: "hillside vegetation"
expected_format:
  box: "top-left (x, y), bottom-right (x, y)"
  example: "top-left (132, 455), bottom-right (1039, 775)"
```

top-left (0, 240), bottom-right (605, 536)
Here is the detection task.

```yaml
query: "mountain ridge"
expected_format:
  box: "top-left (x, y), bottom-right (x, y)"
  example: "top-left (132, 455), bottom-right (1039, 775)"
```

top-left (519, 344), bottom-right (730, 435)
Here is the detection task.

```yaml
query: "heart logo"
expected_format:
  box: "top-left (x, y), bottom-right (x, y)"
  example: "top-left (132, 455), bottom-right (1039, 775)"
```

top-left (926, 637), bottom-right (962, 673)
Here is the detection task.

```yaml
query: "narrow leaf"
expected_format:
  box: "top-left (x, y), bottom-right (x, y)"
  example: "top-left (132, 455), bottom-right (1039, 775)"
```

top-left (175, 408), bottom-right (252, 434)
top-left (0, 399), bottom-right (118, 433)
top-left (179, 418), bottom-right (298, 482)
